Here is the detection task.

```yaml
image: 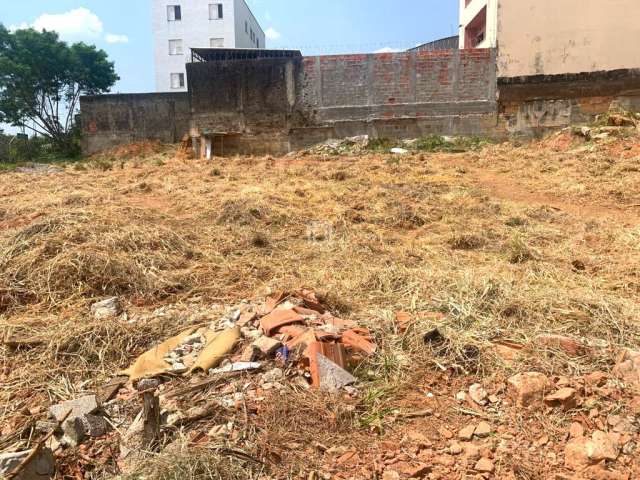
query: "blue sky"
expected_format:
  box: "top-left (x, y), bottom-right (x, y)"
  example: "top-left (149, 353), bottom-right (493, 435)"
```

top-left (1, 0), bottom-right (458, 94)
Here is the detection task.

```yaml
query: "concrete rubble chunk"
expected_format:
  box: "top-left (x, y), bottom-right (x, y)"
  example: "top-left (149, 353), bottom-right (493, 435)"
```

top-left (90, 297), bottom-right (123, 320)
top-left (49, 395), bottom-right (101, 446)
top-left (0, 448), bottom-right (55, 480)
top-left (507, 372), bottom-right (550, 407)
top-left (49, 395), bottom-right (99, 422)
top-left (253, 336), bottom-right (282, 357)
top-left (316, 353), bottom-right (356, 392)
top-left (262, 367), bottom-right (285, 383)
top-left (469, 383), bottom-right (488, 406)
top-left (62, 414), bottom-right (108, 446)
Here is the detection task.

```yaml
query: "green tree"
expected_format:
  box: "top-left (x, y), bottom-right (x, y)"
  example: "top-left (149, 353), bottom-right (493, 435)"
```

top-left (0, 25), bottom-right (119, 154)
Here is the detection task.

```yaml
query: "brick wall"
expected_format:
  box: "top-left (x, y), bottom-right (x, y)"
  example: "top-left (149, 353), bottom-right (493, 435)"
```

top-left (80, 93), bottom-right (190, 154)
top-left (298, 49), bottom-right (496, 125)
top-left (81, 49), bottom-right (499, 155)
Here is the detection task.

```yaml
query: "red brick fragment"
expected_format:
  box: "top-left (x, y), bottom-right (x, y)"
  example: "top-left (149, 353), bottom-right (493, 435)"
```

top-left (276, 325), bottom-right (307, 338)
top-left (260, 291), bottom-right (288, 315)
top-left (295, 288), bottom-right (326, 314)
top-left (293, 306), bottom-right (322, 316)
top-left (395, 311), bottom-right (412, 331)
top-left (286, 329), bottom-right (317, 350)
top-left (306, 341), bottom-right (349, 387)
top-left (342, 329), bottom-right (377, 355)
top-left (260, 309), bottom-right (304, 336)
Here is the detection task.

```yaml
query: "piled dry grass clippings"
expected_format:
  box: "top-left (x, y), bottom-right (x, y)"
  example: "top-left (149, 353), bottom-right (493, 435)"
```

top-left (118, 447), bottom-right (266, 480)
top-left (0, 210), bottom-right (197, 312)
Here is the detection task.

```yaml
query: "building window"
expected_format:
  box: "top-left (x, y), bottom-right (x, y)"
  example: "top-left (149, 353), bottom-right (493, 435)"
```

top-left (209, 3), bottom-right (223, 20)
top-left (465, 5), bottom-right (487, 48)
top-left (245, 21), bottom-right (248, 34)
top-left (250, 29), bottom-right (254, 42)
top-left (170, 73), bottom-right (185, 89)
top-left (210, 38), bottom-right (224, 48)
top-left (168, 39), bottom-right (183, 55)
top-left (256, 38), bottom-right (259, 48)
top-left (167, 5), bottom-right (181, 21)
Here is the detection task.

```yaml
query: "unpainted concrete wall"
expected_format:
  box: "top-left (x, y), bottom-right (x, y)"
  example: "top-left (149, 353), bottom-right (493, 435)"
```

top-left (80, 93), bottom-right (190, 154)
top-left (497, 0), bottom-right (640, 77)
top-left (498, 69), bottom-right (640, 136)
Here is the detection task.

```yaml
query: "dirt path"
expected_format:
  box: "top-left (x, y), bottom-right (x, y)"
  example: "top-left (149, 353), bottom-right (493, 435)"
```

top-left (468, 167), bottom-right (640, 225)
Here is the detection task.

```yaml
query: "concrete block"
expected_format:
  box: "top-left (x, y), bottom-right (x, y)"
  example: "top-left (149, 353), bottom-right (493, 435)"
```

top-left (0, 448), bottom-right (55, 479)
top-left (49, 395), bottom-right (99, 422)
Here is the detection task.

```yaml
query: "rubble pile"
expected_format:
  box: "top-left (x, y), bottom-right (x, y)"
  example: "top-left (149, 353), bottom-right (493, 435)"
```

top-left (303, 135), bottom-right (371, 156)
top-left (3, 295), bottom-right (640, 479)
top-left (0, 290), bottom-right (377, 479)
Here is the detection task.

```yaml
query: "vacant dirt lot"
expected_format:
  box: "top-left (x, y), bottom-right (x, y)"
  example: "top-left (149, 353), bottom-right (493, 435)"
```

top-left (1, 130), bottom-right (639, 479)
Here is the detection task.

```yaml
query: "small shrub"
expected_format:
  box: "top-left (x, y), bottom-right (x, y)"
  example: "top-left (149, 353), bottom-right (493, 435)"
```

top-left (416, 135), bottom-right (449, 152)
top-left (250, 232), bottom-right (270, 248)
top-left (448, 234), bottom-right (485, 251)
top-left (329, 170), bottom-right (348, 181)
top-left (416, 135), bottom-right (491, 153)
top-left (368, 138), bottom-right (395, 152)
top-left (505, 216), bottom-right (527, 227)
top-left (505, 235), bottom-right (534, 263)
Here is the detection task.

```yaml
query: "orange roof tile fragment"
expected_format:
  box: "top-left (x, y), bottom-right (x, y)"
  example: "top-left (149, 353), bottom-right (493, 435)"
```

top-left (342, 329), bottom-right (377, 355)
top-left (260, 308), bottom-right (304, 336)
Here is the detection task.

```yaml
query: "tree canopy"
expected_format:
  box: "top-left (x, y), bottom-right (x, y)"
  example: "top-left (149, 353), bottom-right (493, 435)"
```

top-left (0, 25), bottom-right (119, 153)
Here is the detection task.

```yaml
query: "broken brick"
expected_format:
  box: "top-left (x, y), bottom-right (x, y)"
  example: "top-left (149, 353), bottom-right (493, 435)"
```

top-left (259, 309), bottom-right (304, 336)
top-left (295, 288), bottom-right (326, 313)
top-left (293, 306), bottom-right (322, 317)
top-left (277, 325), bottom-right (307, 338)
top-left (342, 329), bottom-right (377, 355)
top-left (394, 311), bottom-right (412, 331)
top-left (237, 311), bottom-right (257, 327)
top-left (261, 291), bottom-right (288, 315)
top-left (240, 345), bottom-right (260, 362)
top-left (306, 341), bottom-right (350, 388)
top-left (545, 387), bottom-right (580, 410)
top-left (286, 329), bottom-right (317, 350)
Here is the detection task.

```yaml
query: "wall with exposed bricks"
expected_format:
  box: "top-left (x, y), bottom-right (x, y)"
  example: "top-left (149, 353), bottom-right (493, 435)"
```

top-left (81, 50), bottom-right (497, 154)
top-left (80, 49), bottom-right (640, 155)
top-left (296, 49), bottom-right (497, 133)
top-left (183, 48), bottom-right (499, 154)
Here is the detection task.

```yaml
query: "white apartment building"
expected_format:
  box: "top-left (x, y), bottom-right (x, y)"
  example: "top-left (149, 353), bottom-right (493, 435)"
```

top-left (459, 0), bottom-right (497, 49)
top-left (153, 0), bottom-right (265, 92)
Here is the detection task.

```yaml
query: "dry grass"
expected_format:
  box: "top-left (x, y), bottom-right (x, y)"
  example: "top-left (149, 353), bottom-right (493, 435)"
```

top-left (1, 131), bottom-right (639, 477)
